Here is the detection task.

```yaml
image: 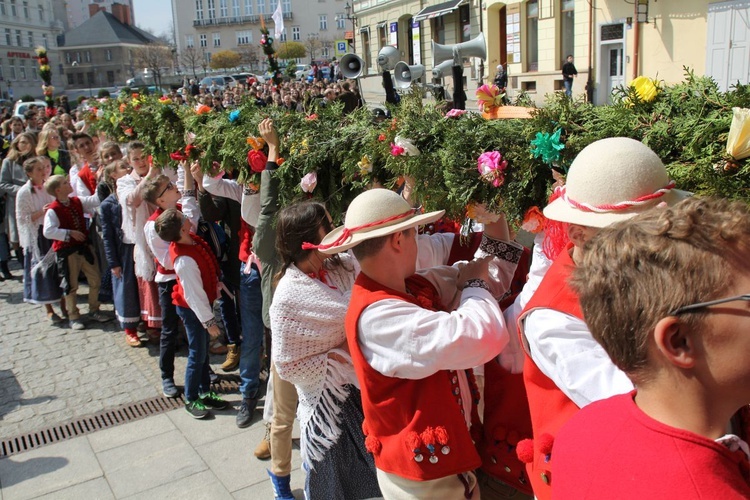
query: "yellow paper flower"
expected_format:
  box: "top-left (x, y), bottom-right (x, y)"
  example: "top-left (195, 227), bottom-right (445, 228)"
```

top-left (631, 76), bottom-right (659, 103)
top-left (357, 155), bottom-right (372, 175)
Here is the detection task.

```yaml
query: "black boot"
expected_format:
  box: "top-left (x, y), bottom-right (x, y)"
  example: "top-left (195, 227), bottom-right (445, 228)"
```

top-left (0, 261), bottom-right (12, 280)
top-left (14, 248), bottom-right (23, 265)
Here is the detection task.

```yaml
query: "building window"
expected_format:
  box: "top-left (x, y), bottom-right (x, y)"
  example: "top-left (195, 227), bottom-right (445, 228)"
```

top-left (19, 62), bottom-right (26, 80)
top-left (200, 34), bottom-right (208, 47)
top-left (459, 5), bottom-right (470, 42)
top-left (0, 1), bottom-right (5, 16)
top-left (85, 51), bottom-right (91, 63)
top-left (213, 32), bottom-right (221, 47)
top-left (9, 59), bottom-right (16, 80)
top-left (292, 26), bottom-right (300, 41)
top-left (15, 30), bottom-right (21, 47)
top-left (236, 30), bottom-right (252, 45)
top-left (5, 29), bottom-right (11, 46)
top-left (65, 52), bottom-right (71, 64)
top-left (196, 0), bottom-right (203, 20)
top-left (206, 52), bottom-right (212, 63)
top-left (87, 72), bottom-right (94, 85)
top-left (506, 4), bottom-right (520, 64)
top-left (431, 17), bottom-right (445, 45)
top-left (282, 0), bottom-right (290, 13)
top-left (322, 45), bottom-right (330, 57)
top-left (32, 65), bottom-right (37, 80)
top-left (207, 0), bottom-right (215, 19)
top-left (42, 33), bottom-right (48, 49)
top-left (27, 31), bottom-right (33, 47)
top-left (560, 0), bottom-right (574, 66)
top-left (220, 0), bottom-right (228, 17)
top-left (256, 0), bottom-right (264, 15)
top-left (10, 0), bottom-right (16, 16)
top-left (232, 0), bottom-right (240, 17)
top-left (244, 0), bottom-right (252, 15)
top-left (75, 52), bottom-right (81, 62)
top-left (107, 70), bottom-right (115, 83)
top-left (22, 0), bottom-right (28, 17)
top-left (67, 73), bottom-right (74, 85)
top-left (319, 14), bottom-right (327, 31)
top-left (336, 13), bottom-right (345, 29)
top-left (279, 31), bottom-right (286, 42)
top-left (526, 0), bottom-right (539, 71)
top-left (186, 34), bottom-right (195, 47)
top-left (38, 3), bottom-right (43, 20)
top-left (106, 49), bottom-right (112, 61)
top-left (76, 73), bottom-right (83, 84)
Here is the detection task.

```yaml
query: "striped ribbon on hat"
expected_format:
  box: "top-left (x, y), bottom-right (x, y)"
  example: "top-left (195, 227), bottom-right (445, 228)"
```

top-left (554, 180), bottom-right (676, 213)
top-left (303, 207), bottom-right (419, 251)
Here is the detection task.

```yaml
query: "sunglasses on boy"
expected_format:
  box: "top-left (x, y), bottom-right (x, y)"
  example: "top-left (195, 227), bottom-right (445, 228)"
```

top-left (669, 293), bottom-right (750, 316)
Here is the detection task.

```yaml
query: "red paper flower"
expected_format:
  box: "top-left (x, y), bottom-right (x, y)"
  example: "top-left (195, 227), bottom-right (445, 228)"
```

top-left (390, 143), bottom-right (405, 156)
top-left (170, 151), bottom-right (187, 162)
top-left (247, 150), bottom-right (268, 173)
top-left (305, 114), bottom-right (318, 121)
top-left (378, 133), bottom-right (386, 142)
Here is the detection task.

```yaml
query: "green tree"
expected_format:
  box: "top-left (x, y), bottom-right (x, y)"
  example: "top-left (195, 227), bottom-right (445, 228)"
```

top-left (210, 50), bottom-right (241, 70)
top-left (276, 42), bottom-right (306, 61)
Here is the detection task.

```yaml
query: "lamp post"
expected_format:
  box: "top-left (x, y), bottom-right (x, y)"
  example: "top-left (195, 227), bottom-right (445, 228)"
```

top-left (340, 2), bottom-right (357, 54)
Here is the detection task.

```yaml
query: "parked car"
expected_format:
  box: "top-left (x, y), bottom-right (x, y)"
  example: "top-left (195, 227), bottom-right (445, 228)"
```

top-left (295, 64), bottom-right (312, 81)
top-left (13, 100), bottom-right (47, 118)
top-left (231, 73), bottom-right (266, 85)
top-left (199, 75), bottom-right (238, 91)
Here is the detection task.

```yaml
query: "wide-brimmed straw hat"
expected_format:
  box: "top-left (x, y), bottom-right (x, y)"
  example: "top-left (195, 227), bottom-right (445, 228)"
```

top-left (543, 137), bottom-right (690, 228)
top-left (315, 189), bottom-right (445, 254)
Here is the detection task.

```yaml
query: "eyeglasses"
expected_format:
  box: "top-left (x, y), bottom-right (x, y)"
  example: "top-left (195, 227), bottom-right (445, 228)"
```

top-left (157, 182), bottom-right (175, 199)
top-left (669, 294), bottom-right (750, 316)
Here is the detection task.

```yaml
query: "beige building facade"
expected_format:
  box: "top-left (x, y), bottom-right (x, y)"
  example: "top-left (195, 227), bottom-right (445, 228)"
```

top-left (171, 0), bottom-right (355, 74)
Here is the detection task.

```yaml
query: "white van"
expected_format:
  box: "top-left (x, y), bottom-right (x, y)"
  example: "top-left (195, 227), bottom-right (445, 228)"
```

top-left (13, 100), bottom-right (48, 118)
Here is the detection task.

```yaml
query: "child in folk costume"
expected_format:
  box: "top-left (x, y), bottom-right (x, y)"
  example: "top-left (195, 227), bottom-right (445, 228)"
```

top-left (69, 132), bottom-right (99, 197)
top-left (154, 208), bottom-right (229, 418)
top-left (116, 141), bottom-right (161, 339)
top-left (143, 169), bottom-right (201, 399)
top-left (553, 197), bottom-right (750, 499)
top-left (100, 160), bottom-right (142, 347)
top-left (316, 188), bottom-right (523, 499)
top-left (515, 138), bottom-right (690, 499)
top-left (42, 174), bottom-right (111, 330)
top-left (15, 156), bottom-right (66, 321)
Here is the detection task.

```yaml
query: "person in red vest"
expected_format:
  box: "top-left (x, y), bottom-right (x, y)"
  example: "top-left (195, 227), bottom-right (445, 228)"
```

top-left (42, 174), bottom-right (110, 330)
top-left (515, 137), bottom-right (690, 499)
top-left (154, 207), bottom-right (229, 419)
top-left (69, 132), bottom-right (99, 197)
top-left (554, 196), bottom-right (750, 499)
top-left (318, 188), bottom-right (523, 498)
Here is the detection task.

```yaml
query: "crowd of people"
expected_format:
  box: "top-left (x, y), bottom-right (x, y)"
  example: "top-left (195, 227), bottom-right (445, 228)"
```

top-left (1, 90), bottom-right (749, 500)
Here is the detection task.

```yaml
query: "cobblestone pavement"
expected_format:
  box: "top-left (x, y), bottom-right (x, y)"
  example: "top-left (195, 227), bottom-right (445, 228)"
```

top-left (0, 259), bottom-right (232, 440)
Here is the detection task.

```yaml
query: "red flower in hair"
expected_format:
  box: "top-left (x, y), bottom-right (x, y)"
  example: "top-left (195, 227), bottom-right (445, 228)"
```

top-left (247, 149), bottom-right (268, 173)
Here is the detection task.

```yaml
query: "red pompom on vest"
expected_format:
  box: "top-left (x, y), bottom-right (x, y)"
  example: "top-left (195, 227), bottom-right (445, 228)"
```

top-left (49, 197), bottom-right (88, 252)
top-left (515, 243), bottom-right (583, 500)
top-left (345, 272), bottom-right (482, 481)
top-left (170, 233), bottom-right (220, 308)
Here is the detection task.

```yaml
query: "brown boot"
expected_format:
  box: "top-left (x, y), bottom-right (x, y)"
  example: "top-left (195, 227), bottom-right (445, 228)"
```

top-left (220, 344), bottom-right (240, 372)
top-left (254, 421), bottom-right (271, 460)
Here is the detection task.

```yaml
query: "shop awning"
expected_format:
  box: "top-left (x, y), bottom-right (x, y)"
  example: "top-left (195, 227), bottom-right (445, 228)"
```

top-left (413, 0), bottom-right (465, 23)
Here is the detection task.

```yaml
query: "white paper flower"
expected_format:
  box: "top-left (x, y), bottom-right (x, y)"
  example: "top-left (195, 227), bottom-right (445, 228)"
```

top-left (394, 136), bottom-right (421, 157)
top-left (300, 171), bottom-right (317, 193)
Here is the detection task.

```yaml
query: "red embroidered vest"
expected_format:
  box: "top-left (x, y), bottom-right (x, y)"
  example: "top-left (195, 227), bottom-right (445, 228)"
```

top-left (345, 272), bottom-right (482, 481)
top-left (478, 247), bottom-right (534, 495)
top-left (77, 163), bottom-right (97, 195)
top-left (148, 207), bottom-right (176, 276)
top-left (238, 220), bottom-right (254, 263)
top-left (515, 244), bottom-right (583, 500)
top-left (170, 234), bottom-right (220, 308)
top-left (50, 197), bottom-right (88, 252)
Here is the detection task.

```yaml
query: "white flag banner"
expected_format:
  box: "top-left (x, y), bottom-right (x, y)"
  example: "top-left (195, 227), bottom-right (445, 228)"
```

top-left (272, 0), bottom-right (284, 38)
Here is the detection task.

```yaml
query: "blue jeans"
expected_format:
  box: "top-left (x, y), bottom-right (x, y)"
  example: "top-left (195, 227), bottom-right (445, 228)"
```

top-left (176, 305), bottom-right (211, 402)
top-left (0, 232), bottom-right (10, 262)
top-left (158, 280), bottom-right (180, 380)
top-left (564, 79), bottom-right (573, 97)
top-left (218, 284), bottom-right (241, 345)
top-left (239, 263), bottom-right (264, 399)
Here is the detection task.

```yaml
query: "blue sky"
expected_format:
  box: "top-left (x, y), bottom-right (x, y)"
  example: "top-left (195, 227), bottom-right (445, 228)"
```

top-left (133, 0), bottom-right (173, 38)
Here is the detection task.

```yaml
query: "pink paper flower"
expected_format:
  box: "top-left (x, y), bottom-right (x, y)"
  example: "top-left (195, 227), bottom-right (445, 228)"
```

top-left (477, 151), bottom-right (509, 188)
top-left (390, 143), bottom-right (405, 156)
top-left (300, 171), bottom-right (317, 193)
top-left (445, 109), bottom-right (467, 118)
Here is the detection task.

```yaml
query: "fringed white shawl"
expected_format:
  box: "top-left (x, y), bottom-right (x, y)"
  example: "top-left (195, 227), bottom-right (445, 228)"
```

top-left (270, 254), bottom-right (360, 467)
top-left (117, 173), bottom-right (155, 280)
top-left (16, 181), bottom-right (55, 268)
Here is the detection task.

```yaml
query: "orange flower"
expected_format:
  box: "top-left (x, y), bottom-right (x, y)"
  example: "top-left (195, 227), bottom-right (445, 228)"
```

top-left (124, 128), bottom-right (134, 137)
top-left (196, 104), bottom-right (212, 115)
top-left (119, 103), bottom-right (127, 112)
top-left (378, 133), bottom-right (386, 142)
top-left (276, 157), bottom-right (285, 166)
top-left (521, 206), bottom-right (545, 233)
top-left (246, 136), bottom-right (266, 151)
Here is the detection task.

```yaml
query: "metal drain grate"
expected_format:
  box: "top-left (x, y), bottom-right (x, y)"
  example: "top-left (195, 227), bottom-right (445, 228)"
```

top-left (0, 395), bottom-right (184, 458)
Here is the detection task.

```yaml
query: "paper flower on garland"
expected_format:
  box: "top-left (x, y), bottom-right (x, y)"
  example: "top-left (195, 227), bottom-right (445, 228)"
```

top-left (394, 136), bottom-right (420, 156)
top-left (305, 114), bottom-right (318, 121)
top-left (390, 143), bottom-right (405, 156)
top-left (357, 155), bottom-right (373, 175)
top-left (630, 76), bottom-right (660, 103)
top-left (246, 136), bottom-right (266, 151)
top-left (158, 96), bottom-right (171, 104)
top-left (378, 133), bottom-right (386, 142)
top-left (530, 129), bottom-right (564, 165)
top-left (476, 84), bottom-right (504, 112)
top-left (466, 203), bottom-right (501, 224)
top-left (170, 150), bottom-right (188, 162)
top-left (521, 206), bottom-right (545, 233)
top-left (477, 151), bottom-right (508, 188)
top-left (300, 171), bottom-right (317, 193)
top-left (228, 109), bottom-right (241, 123)
top-left (247, 150), bottom-right (268, 173)
top-left (185, 132), bottom-right (197, 145)
top-left (445, 109), bottom-right (467, 118)
top-left (196, 104), bottom-right (212, 114)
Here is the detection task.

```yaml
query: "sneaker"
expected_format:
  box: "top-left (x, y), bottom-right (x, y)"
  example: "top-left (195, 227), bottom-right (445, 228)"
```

top-left (125, 331), bottom-right (142, 347)
top-left (199, 391), bottom-right (229, 410)
top-left (47, 312), bottom-right (64, 324)
top-left (254, 422), bottom-right (272, 459)
top-left (69, 319), bottom-right (86, 330)
top-left (89, 311), bottom-right (113, 323)
top-left (162, 378), bottom-right (180, 398)
top-left (236, 397), bottom-right (258, 428)
top-left (185, 400), bottom-right (210, 419)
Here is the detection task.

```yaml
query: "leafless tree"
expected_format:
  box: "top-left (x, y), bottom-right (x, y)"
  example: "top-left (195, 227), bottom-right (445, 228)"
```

top-left (303, 36), bottom-right (321, 64)
top-left (180, 46), bottom-right (203, 79)
top-left (133, 43), bottom-right (172, 89)
top-left (237, 46), bottom-right (260, 71)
